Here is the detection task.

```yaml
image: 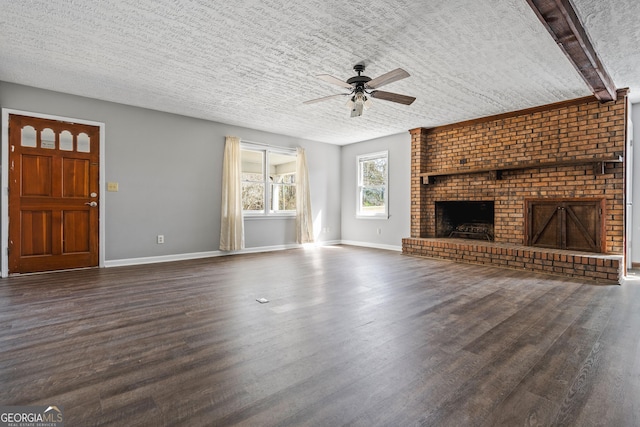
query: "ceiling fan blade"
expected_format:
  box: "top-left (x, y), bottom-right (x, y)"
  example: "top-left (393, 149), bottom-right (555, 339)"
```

top-left (303, 93), bottom-right (350, 104)
top-left (369, 90), bottom-right (416, 105)
top-left (316, 74), bottom-right (353, 89)
top-left (366, 68), bottom-right (410, 89)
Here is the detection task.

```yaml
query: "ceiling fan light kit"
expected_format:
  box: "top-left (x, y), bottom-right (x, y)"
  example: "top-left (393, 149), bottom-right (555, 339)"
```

top-left (305, 64), bottom-right (416, 118)
top-left (347, 90), bottom-right (371, 117)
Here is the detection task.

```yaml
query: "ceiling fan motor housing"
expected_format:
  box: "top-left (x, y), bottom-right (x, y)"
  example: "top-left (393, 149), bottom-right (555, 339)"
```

top-left (347, 63), bottom-right (370, 91)
top-left (346, 75), bottom-right (371, 86)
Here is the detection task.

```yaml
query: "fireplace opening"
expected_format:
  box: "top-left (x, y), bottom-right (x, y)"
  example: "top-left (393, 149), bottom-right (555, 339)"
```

top-left (436, 201), bottom-right (495, 241)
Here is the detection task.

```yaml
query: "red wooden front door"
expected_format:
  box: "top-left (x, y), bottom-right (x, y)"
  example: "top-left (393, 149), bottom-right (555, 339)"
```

top-left (8, 114), bottom-right (100, 273)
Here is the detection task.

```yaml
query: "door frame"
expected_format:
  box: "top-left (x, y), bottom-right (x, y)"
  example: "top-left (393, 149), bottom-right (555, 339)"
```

top-left (1, 108), bottom-right (106, 277)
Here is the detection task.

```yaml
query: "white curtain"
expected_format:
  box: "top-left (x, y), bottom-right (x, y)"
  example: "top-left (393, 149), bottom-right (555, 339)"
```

top-left (219, 136), bottom-right (244, 251)
top-left (296, 147), bottom-right (315, 244)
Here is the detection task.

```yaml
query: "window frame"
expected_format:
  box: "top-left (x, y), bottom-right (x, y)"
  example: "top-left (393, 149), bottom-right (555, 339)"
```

top-left (356, 150), bottom-right (389, 219)
top-left (241, 143), bottom-right (297, 218)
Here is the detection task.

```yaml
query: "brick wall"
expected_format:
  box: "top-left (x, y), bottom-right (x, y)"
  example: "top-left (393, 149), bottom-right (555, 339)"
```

top-left (410, 128), bottom-right (429, 238)
top-left (408, 92), bottom-right (627, 254)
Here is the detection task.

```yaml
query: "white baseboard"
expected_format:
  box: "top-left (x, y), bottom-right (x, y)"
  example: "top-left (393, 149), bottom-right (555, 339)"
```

top-left (235, 243), bottom-right (301, 254)
top-left (104, 240), bottom-right (343, 268)
top-left (104, 250), bottom-right (223, 267)
top-left (340, 240), bottom-right (402, 252)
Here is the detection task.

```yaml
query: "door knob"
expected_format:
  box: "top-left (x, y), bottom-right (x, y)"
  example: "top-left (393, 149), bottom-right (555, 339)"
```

top-left (85, 201), bottom-right (98, 207)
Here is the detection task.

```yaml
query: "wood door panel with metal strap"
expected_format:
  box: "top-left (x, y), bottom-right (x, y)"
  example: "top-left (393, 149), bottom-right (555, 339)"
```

top-left (526, 199), bottom-right (603, 253)
top-left (9, 114), bottom-right (99, 273)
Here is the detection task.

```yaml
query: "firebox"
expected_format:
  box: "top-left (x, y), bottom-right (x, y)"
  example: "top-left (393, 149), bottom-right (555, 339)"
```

top-left (436, 201), bottom-right (495, 241)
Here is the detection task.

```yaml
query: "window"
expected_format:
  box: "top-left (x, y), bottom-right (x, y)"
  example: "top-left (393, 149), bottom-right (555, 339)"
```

top-left (356, 151), bottom-right (389, 218)
top-left (241, 145), bottom-right (296, 216)
top-left (357, 151), bottom-right (388, 218)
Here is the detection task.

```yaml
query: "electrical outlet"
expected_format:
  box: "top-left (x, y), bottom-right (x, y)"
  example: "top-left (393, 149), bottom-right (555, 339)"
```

top-left (157, 235), bottom-right (164, 244)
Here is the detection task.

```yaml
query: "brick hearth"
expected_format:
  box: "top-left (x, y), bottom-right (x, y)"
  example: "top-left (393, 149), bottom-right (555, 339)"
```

top-left (403, 90), bottom-right (628, 283)
top-left (403, 238), bottom-right (621, 283)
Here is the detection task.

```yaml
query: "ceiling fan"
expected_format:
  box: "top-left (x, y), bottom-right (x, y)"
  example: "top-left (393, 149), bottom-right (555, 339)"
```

top-left (304, 63), bottom-right (416, 117)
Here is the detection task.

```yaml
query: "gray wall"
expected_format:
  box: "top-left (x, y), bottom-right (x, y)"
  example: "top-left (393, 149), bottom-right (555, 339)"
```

top-left (340, 132), bottom-right (411, 249)
top-left (0, 82), bottom-right (342, 261)
top-left (632, 103), bottom-right (639, 264)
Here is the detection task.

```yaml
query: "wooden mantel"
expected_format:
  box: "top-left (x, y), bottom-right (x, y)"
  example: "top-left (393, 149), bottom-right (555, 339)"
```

top-left (421, 155), bottom-right (623, 185)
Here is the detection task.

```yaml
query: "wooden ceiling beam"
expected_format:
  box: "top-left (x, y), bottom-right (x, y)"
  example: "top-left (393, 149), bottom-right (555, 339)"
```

top-left (525, 0), bottom-right (617, 102)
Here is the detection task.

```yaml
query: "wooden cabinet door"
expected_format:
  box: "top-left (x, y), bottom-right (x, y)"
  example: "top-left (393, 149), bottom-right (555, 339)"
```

top-left (8, 115), bottom-right (100, 273)
top-left (527, 200), bottom-right (602, 253)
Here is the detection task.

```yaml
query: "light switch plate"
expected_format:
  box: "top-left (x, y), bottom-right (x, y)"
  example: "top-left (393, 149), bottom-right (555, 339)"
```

top-left (107, 182), bottom-right (119, 192)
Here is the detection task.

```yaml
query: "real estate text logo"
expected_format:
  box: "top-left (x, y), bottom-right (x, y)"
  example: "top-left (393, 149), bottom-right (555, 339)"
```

top-left (0, 405), bottom-right (63, 427)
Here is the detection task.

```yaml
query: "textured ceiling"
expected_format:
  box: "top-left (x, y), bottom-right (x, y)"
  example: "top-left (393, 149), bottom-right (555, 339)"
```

top-left (0, 0), bottom-right (638, 145)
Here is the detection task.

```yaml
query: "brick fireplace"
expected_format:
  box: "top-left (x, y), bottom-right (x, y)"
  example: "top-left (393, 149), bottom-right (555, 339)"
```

top-left (402, 91), bottom-right (628, 283)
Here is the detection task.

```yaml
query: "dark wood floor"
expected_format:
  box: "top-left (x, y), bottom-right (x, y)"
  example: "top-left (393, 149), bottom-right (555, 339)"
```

top-left (1, 246), bottom-right (639, 426)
